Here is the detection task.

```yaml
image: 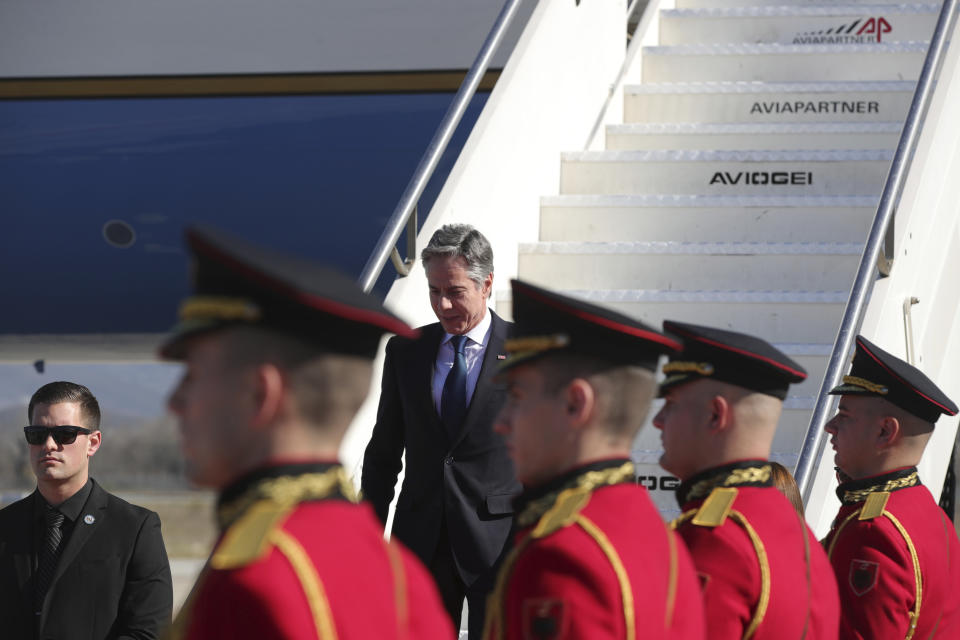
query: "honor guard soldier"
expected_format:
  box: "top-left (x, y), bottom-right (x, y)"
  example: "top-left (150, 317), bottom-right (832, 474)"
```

top-left (483, 280), bottom-right (706, 640)
top-left (822, 335), bottom-right (960, 639)
top-left (653, 321), bottom-right (840, 640)
top-left (161, 227), bottom-right (453, 639)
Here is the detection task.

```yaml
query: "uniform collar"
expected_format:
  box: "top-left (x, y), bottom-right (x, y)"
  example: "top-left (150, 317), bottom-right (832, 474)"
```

top-left (514, 458), bottom-right (634, 530)
top-left (836, 466), bottom-right (920, 505)
top-left (216, 461), bottom-right (354, 530)
top-left (676, 460), bottom-right (772, 508)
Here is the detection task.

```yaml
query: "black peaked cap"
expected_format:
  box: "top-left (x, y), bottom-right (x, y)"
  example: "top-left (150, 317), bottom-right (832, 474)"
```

top-left (159, 226), bottom-right (416, 360)
top-left (502, 280), bottom-right (680, 372)
top-left (660, 321), bottom-right (806, 400)
top-left (829, 335), bottom-right (957, 423)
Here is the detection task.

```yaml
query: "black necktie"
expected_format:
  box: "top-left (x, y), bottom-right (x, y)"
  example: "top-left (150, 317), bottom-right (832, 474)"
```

top-left (441, 335), bottom-right (468, 437)
top-left (36, 508), bottom-right (65, 608)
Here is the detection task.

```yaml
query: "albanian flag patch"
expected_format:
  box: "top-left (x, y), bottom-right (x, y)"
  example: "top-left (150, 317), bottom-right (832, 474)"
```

top-left (849, 559), bottom-right (879, 596)
top-left (523, 598), bottom-right (566, 640)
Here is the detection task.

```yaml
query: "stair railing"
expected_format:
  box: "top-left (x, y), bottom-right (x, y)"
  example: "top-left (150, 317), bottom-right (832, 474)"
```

top-left (358, 0), bottom-right (524, 293)
top-left (794, 0), bottom-right (960, 505)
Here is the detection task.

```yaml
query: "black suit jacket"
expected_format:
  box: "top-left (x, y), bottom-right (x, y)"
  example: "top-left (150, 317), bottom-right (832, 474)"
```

top-left (0, 479), bottom-right (173, 640)
top-left (362, 311), bottom-right (521, 586)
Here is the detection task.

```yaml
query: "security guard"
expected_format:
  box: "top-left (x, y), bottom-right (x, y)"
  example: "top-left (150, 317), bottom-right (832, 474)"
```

top-left (653, 321), bottom-right (840, 640)
top-left (822, 335), bottom-right (960, 639)
top-left (483, 280), bottom-right (705, 640)
top-left (161, 227), bottom-right (452, 639)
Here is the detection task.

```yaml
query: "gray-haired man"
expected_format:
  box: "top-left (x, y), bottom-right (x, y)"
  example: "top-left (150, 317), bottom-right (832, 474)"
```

top-left (362, 224), bottom-right (520, 638)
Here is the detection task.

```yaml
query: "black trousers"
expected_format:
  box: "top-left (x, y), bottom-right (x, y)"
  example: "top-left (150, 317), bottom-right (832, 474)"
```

top-left (428, 521), bottom-right (502, 640)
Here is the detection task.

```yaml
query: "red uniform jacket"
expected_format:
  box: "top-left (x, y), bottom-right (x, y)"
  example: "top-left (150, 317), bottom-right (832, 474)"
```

top-left (673, 460), bottom-right (839, 640)
top-left (167, 462), bottom-right (452, 640)
top-left (483, 459), bottom-right (705, 640)
top-left (823, 467), bottom-right (960, 640)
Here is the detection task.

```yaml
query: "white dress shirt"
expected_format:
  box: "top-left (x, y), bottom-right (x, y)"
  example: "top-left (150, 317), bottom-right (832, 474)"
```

top-left (432, 309), bottom-right (493, 416)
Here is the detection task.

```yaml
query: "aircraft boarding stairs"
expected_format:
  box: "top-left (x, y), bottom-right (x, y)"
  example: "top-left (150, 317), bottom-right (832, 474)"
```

top-left (498, 0), bottom-right (942, 521)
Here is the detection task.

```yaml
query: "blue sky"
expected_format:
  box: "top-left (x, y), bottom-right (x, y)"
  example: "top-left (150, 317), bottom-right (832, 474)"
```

top-left (0, 362), bottom-right (182, 420)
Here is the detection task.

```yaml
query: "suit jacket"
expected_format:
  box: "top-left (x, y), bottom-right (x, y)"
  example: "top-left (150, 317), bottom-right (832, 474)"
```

top-left (362, 311), bottom-right (521, 586)
top-left (0, 479), bottom-right (173, 640)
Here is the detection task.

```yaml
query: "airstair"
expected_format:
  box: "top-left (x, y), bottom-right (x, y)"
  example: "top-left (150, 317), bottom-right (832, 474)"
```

top-left (355, 0), bottom-right (960, 544)
top-left (498, 0), bottom-right (940, 521)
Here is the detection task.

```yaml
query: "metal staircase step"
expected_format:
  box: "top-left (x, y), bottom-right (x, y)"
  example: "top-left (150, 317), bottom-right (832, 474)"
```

top-left (559, 149), bottom-right (893, 196)
top-left (676, 0), bottom-right (941, 8)
top-left (605, 122), bottom-right (902, 150)
top-left (642, 42), bottom-right (927, 82)
top-left (540, 195), bottom-right (876, 242)
top-left (496, 288), bottom-right (848, 343)
top-left (517, 241), bottom-right (862, 290)
top-left (624, 81), bottom-right (915, 123)
top-left (660, 5), bottom-right (939, 46)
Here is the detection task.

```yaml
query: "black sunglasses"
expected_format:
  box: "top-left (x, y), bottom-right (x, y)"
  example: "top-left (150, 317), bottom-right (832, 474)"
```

top-left (23, 425), bottom-right (94, 446)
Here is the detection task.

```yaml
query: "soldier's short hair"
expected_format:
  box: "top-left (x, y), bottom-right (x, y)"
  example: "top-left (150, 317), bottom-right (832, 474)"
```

top-left (539, 353), bottom-right (657, 439)
top-left (222, 327), bottom-right (373, 429)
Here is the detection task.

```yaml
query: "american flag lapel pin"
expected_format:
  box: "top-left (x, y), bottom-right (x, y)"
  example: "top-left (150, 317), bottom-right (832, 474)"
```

top-left (497, 354), bottom-right (506, 360)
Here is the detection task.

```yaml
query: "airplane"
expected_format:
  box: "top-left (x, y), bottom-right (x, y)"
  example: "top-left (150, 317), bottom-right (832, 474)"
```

top-left (0, 0), bottom-right (534, 356)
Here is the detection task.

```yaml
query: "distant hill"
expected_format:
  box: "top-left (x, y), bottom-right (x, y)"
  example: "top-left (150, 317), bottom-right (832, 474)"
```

top-left (0, 404), bottom-right (188, 490)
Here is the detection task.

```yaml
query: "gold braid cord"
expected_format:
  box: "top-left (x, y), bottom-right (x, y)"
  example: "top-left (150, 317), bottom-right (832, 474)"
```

top-left (384, 541), bottom-right (409, 640)
top-left (270, 529), bottom-right (339, 640)
top-left (729, 512), bottom-right (771, 640)
top-left (516, 462), bottom-right (635, 529)
top-left (168, 468), bottom-right (356, 640)
top-left (576, 515), bottom-right (636, 640)
top-left (482, 519), bottom-right (640, 640)
top-left (671, 509), bottom-right (771, 640)
top-left (799, 509), bottom-right (813, 640)
top-left (484, 463), bottom-right (640, 640)
top-left (827, 508), bottom-right (923, 640)
top-left (217, 468), bottom-right (357, 530)
top-left (665, 524), bottom-right (679, 630)
top-left (840, 472), bottom-right (919, 505)
top-left (683, 465), bottom-right (772, 504)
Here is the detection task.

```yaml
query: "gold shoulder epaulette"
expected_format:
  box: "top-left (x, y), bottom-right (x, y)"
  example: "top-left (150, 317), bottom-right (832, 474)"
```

top-left (859, 491), bottom-right (891, 521)
top-left (692, 487), bottom-right (738, 527)
top-left (532, 487), bottom-right (591, 539)
top-left (211, 500), bottom-right (293, 569)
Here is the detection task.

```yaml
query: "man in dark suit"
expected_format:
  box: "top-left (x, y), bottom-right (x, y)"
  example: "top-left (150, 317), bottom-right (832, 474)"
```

top-left (0, 381), bottom-right (173, 640)
top-left (362, 224), bottom-right (521, 638)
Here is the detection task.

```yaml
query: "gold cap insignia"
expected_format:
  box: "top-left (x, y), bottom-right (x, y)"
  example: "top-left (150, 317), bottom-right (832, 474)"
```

top-left (841, 375), bottom-right (889, 395)
top-left (179, 296), bottom-right (262, 323)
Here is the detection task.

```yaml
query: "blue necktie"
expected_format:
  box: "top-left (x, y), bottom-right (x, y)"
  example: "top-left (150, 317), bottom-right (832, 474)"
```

top-left (441, 335), bottom-right (468, 437)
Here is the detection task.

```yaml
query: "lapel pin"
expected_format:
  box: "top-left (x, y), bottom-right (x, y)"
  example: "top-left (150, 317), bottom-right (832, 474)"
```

top-left (83, 514), bottom-right (95, 525)
top-left (497, 354), bottom-right (506, 360)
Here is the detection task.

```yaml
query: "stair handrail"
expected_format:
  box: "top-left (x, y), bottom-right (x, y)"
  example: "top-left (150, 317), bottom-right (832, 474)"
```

top-left (358, 0), bottom-right (524, 293)
top-left (795, 0), bottom-right (960, 504)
